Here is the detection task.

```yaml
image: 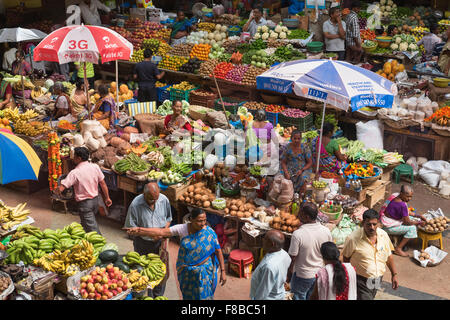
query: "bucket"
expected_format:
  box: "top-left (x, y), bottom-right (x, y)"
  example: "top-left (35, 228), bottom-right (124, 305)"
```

top-left (312, 187), bottom-right (328, 203)
top-left (228, 249), bottom-right (254, 279)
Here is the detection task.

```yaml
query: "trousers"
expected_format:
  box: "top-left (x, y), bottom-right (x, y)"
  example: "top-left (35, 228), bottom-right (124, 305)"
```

top-left (77, 196), bottom-right (101, 235)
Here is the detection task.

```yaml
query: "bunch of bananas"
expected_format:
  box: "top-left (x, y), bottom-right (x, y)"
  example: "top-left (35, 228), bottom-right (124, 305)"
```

top-left (13, 119), bottom-right (47, 136)
top-left (122, 252), bottom-right (166, 282)
top-left (33, 240), bottom-right (96, 275)
top-left (0, 201), bottom-right (31, 231)
top-left (156, 41), bottom-right (172, 56)
top-left (31, 86), bottom-right (46, 99)
top-left (5, 238), bottom-right (37, 264)
top-left (10, 224), bottom-right (41, 241)
top-left (128, 269), bottom-right (150, 292)
top-left (2, 108), bottom-right (38, 123)
top-left (137, 296), bottom-right (169, 300)
top-left (84, 231), bottom-right (107, 256)
top-left (12, 79), bottom-right (34, 90)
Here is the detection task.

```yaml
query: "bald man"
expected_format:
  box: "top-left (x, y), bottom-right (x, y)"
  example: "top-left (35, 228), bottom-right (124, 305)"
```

top-left (124, 182), bottom-right (172, 297)
top-left (250, 230), bottom-right (291, 300)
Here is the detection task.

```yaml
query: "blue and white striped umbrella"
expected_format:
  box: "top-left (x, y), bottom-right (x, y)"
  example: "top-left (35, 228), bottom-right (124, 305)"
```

top-left (256, 59), bottom-right (398, 111)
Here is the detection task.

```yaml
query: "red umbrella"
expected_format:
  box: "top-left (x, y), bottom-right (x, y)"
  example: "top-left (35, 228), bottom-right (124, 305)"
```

top-left (33, 24), bottom-right (133, 115)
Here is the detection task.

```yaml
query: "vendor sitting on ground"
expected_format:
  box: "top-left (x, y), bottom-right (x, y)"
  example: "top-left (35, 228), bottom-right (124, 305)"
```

top-left (70, 79), bottom-right (88, 120)
top-left (280, 130), bottom-right (313, 196)
top-left (11, 50), bottom-right (31, 76)
top-left (171, 11), bottom-right (194, 45)
top-left (438, 26), bottom-right (450, 76)
top-left (52, 82), bottom-right (74, 119)
top-left (387, 25), bottom-right (399, 37)
top-left (379, 184), bottom-right (427, 257)
top-left (164, 100), bottom-right (192, 134)
top-left (0, 73), bottom-right (14, 110)
top-left (242, 6), bottom-right (267, 38)
top-left (311, 122), bottom-right (347, 174)
top-left (246, 109), bottom-right (274, 162)
top-left (92, 84), bottom-right (115, 130)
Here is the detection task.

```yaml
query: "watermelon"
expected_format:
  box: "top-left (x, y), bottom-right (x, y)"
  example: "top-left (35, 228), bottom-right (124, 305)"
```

top-left (114, 261), bottom-right (130, 273)
top-left (99, 250), bottom-right (119, 263)
top-left (100, 243), bottom-right (119, 253)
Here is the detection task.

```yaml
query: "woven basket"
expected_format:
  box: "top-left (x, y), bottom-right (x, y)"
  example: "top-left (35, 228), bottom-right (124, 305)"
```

top-left (286, 97), bottom-right (307, 108)
top-left (383, 118), bottom-right (418, 129)
top-left (359, 167), bottom-right (383, 187)
top-left (260, 93), bottom-right (283, 105)
top-left (32, 79), bottom-right (46, 87)
top-left (431, 125), bottom-right (450, 137)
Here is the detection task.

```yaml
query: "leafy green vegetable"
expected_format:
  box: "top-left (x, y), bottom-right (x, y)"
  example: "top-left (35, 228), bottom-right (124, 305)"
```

top-left (344, 140), bottom-right (365, 161)
top-left (287, 29), bottom-right (310, 40)
top-left (315, 113), bottom-right (338, 131)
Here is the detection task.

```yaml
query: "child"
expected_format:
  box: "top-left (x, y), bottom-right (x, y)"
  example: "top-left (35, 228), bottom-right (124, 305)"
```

top-left (229, 113), bottom-right (244, 130)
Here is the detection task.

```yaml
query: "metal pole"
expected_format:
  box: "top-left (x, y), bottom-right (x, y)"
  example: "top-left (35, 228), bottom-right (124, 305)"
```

top-left (315, 101), bottom-right (327, 175)
top-left (212, 73), bottom-right (231, 130)
top-left (116, 59), bottom-right (119, 113)
top-left (83, 61), bottom-right (91, 119)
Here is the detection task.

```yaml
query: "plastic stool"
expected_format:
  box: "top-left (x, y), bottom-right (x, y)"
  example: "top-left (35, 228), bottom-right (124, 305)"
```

top-left (418, 229), bottom-right (443, 250)
top-left (393, 164), bottom-right (414, 184)
top-left (228, 249), bottom-right (254, 278)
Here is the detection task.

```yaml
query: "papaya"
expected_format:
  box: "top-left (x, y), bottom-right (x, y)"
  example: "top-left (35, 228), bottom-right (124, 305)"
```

top-left (110, 81), bottom-right (117, 91)
top-left (398, 64), bottom-right (405, 72)
top-left (383, 62), bottom-right (392, 75)
top-left (376, 70), bottom-right (383, 75)
top-left (388, 73), bottom-right (395, 81)
top-left (119, 84), bottom-right (129, 95)
top-left (380, 73), bottom-right (387, 78)
top-left (391, 60), bottom-right (398, 69)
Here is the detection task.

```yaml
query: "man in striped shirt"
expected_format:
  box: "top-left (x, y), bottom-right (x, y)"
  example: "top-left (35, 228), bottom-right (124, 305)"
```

top-left (345, 1), bottom-right (363, 63)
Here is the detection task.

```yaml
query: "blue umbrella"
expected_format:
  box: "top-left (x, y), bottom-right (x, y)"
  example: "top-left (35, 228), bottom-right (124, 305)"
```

top-left (257, 59), bottom-right (398, 173)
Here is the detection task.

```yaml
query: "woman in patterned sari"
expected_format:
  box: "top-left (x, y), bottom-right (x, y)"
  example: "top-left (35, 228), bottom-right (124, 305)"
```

top-left (311, 122), bottom-right (347, 174)
top-left (125, 208), bottom-right (227, 300)
top-left (92, 84), bottom-right (115, 130)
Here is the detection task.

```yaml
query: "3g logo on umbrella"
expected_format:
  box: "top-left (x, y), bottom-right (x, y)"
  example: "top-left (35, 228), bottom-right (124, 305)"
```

top-left (68, 40), bottom-right (89, 50)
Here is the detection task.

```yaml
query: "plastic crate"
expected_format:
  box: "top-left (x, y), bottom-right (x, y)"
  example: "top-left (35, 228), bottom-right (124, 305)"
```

top-left (228, 26), bottom-right (242, 37)
top-left (214, 97), bottom-right (246, 114)
top-left (265, 111), bottom-right (279, 126)
top-left (169, 86), bottom-right (199, 102)
top-left (157, 85), bottom-right (171, 102)
top-left (279, 112), bottom-right (314, 131)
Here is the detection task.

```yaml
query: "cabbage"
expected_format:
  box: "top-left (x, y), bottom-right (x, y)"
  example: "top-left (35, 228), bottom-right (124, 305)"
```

top-left (45, 79), bottom-right (54, 89)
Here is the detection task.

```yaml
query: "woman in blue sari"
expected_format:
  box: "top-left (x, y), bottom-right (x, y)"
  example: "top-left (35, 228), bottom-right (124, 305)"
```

top-left (126, 208), bottom-right (227, 300)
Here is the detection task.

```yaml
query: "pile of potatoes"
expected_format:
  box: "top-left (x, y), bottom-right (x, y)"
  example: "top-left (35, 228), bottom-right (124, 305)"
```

top-left (418, 250), bottom-right (435, 263)
top-left (422, 216), bottom-right (449, 233)
top-left (0, 275), bottom-right (11, 294)
top-left (179, 182), bottom-right (216, 208)
top-left (223, 197), bottom-right (257, 218)
top-left (269, 211), bottom-right (301, 234)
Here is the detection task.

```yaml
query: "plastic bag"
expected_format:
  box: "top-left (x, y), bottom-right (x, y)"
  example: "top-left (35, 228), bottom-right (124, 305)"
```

top-left (419, 161), bottom-right (450, 187)
top-left (366, 4), bottom-right (381, 29)
top-left (331, 226), bottom-right (354, 246)
top-left (356, 120), bottom-right (384, 150)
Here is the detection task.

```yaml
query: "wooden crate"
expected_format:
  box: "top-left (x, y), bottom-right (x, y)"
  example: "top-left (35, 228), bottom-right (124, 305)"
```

top-left (161, 183), bottom-right (191, 204)
top-left (363, 180), bottom-right (391, 208)
top-left (341, 187), bottom-right (367, 203)
top-left (117, 175), bottom-right (139, 194)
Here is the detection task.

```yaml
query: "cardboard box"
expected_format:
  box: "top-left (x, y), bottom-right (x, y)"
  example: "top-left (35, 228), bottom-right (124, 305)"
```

top-left (130, 8), bottom-right (146, 21)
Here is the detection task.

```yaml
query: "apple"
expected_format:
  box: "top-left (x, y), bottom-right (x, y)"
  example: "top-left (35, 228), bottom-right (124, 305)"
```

top-left (117, 287), bottom-right (123, 293)
top-left (80, 282), bottom-right (87, 289)
top-left (106, 292), bottom-right (113, 299)
top-left (122, 285), bottom-right (128, 291)
top-left (117, 280), bottom-right (124, 288)
top-left (117, 274), bottom-right (123, 281)
top-left (112, 290), bottom-right (118, 296)
top-left (102, 284), bottom-right (109, 292)
top-left (111, 279), bottom-right (117, 284)
top-left (95, 267), bottom-right (101, 273)
top-left (102, 276), bottom-right (109, 284)
top-left (81, 291), bottom-right (89, 299)
top-left (95, 293), bottom-right (102, 300)
top-left (122, 277), bottom-right (128, 284)
top-left (106, 264), bottom-right (114, 271)
top-left (110, 283), bottom-right (117, 290)
top-left (88, 292), bottom-right (96, 299)
top-left (81, 276), bottom-right (89, 282)
top-left (100, 267), bottom-right (106, 273)
top-left (96, 275), bottom-right (103, 283)
top-left (88, 277), bottom-right (95, 284)
top-left (101, 295), bottom-right (108, 300)
top-left (91, 271), bottom-right (98, 277)
top-left (113, 267), bottom-right (120, 273)
top-left (88, 286), bottom-right (96, 293)
top-left (80, 288), bottom-right (87, 295)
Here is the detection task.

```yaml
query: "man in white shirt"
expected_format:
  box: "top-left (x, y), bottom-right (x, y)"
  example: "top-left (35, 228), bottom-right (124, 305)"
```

top-left (243, 7), bottom-right (267, 38)
top-left (287, 202), bottom-right (333, 300)
top-left (250, 230), bottom-right (291, 300)
top-left (2, 43), bottom-right (17, 72)
top-left (79, 0), bottom-right (111, 26)
top-left (323, 7), bottom-right (346, 60)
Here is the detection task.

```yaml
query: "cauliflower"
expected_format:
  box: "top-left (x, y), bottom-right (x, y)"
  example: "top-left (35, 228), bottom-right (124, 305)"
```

top-left (257, 26), bottom-right (262, 32)
top-left (390, 43), bottom-right (399, 50)
top-left (275, 25), bottom-right (282, 33)
top-left (395, 37), bottom-right (402, 44)
top-left (385, 5), bottom-right (391, 11)
top-left (387, 0), bottom-right (393, 5)
top-left (399, 42), bottom-right (408, 51)
top-left (261, 32), bottom-right (269, 40)
top-left (261, 25), bottom-right (269, 33)
top-left (282, 26), bottom-right (288, 33)
top-left (270, 32), bottom-right (278, 39)
top-left (380, 5), bottom-right (385, 11)
top-left (279, 32), bottom-right (287, 39)
top-left (408, 43), bottom-right (417, 51)
top-left (254, 33), bottom-right (261, 39)
top-left (380, 0), bottom-right (386, 4)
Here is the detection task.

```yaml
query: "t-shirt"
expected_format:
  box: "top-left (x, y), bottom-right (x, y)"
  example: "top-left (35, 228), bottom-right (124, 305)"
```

top-left (75, 62), bottom-right (95, 78)
top-left (61, 161), bottom-right (104, 202)
top-left (133, 61), bottom-right (160, 88)
top-left (385, 200), bottom-right (408, 220)
top-left (288, 222), bottom-right (333, 279)
top-left (323, 19), bottom-right (346, 52)
top-left (170, 223), bottom-right (190, 238)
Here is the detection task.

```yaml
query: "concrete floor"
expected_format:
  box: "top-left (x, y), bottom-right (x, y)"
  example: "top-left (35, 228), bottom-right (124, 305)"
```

top-left (0, 179), bottom-right (449, 300)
